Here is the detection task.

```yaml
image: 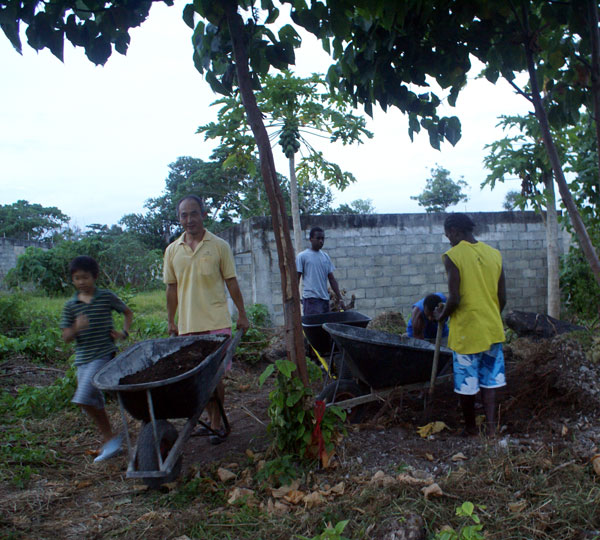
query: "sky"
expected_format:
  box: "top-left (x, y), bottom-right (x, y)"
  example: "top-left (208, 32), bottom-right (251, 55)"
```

top-left (0, 2), bottom-right (533, 230)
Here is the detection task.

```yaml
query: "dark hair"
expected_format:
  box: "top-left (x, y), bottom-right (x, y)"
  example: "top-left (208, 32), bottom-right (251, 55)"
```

top-left (444, 213), bottom-right (475, 233)
top-left (423, 294), bottom-right (443, 313)
top-left (69, 256), bottom-right (99, 278)
top-left (309, 226), bottom-right (324, 239)
top-left (177, 195), bottom-right (204, 215)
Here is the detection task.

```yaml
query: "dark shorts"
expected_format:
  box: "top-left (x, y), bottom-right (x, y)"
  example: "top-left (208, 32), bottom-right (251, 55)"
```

top-left (302, 298), bottom-right (330, 315)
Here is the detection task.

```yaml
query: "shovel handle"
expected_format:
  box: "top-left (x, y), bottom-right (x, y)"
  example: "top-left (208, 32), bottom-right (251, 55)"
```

top-left (428, 320), bottom-right (444, 397)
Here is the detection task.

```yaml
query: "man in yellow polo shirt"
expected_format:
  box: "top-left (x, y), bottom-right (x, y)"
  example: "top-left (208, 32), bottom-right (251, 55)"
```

top-left (434, 213), bottom-right (506, 438)
top-left (164, 194), bottom-right (249, 444)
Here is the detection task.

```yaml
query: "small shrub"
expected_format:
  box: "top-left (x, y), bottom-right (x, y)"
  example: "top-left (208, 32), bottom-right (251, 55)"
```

top-left (0, 292), bottom-right (29, 336)
top-left (255, 454), bottom-right (302, 487)
top-left (434, 502), bottom-right (485, 540)
top-left (236, 304), bottom-right (272, 364)
top-left (0, 365), bottom-right (76, 419)
top-left (298, 520), bottom-right (350, 540)
top-left (259, 359), bottom-right (345, 460)
top-left (0, 426), bottom-right (56, 488)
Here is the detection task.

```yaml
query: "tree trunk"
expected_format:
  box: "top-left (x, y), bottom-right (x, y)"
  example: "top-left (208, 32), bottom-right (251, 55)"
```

top-left (522, 15), bottom-right (600, 286)
top-left (587, 0), bottom-right (600, 201)
top-left (288, 154), bottom-right (303, 253)
top-left (225, 2), bottom-right (307, 385)
top-left (543, 172), bottom-right (560, 318)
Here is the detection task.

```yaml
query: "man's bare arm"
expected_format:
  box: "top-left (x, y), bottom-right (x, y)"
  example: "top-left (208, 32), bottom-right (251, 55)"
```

top-left (411, 305), bottom-right (425, 339)
top-left (166, 283), bottom-right (178, 335)
top-left (225, 277), bottom-right (249, 332)
top-left (498, 267), bottom-right (507, 312)
top-left (435, 255), bottom-right (460, 322)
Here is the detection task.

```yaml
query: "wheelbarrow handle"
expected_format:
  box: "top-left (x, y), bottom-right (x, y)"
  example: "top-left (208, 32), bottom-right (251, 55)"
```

top-left (224, 329), bottom-right (244, 366)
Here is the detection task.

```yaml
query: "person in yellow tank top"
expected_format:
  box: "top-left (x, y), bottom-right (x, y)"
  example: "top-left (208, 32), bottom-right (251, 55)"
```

top-left (434, 213), bottom-right (507, 437)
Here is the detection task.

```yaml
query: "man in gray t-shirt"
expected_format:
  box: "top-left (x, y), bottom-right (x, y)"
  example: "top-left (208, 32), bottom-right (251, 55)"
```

top-left (296, 226), bottom-right (345, 315)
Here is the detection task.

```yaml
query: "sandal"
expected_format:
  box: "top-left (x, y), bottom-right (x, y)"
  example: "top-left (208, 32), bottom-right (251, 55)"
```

top-left (209, 428), bottom-right (228, 445)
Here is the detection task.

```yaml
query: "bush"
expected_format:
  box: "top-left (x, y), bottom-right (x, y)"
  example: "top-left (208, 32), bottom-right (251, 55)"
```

top-left (560, 247), bottom-right (600, 321)
top-left (236, 304), bottom-right (272, 365)
top-left (6, 234), bottom-right (163, 295)
top-left (0, 292), bottom-right (30, 336)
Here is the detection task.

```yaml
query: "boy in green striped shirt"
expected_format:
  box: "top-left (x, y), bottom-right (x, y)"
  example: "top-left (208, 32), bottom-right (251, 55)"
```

top-left (60, 256), bottom-right (133, 462)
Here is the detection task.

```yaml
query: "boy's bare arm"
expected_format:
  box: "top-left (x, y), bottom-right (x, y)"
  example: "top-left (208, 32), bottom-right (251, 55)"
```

top-left (62, 314), bottom-right (89, 343)
top-left (111, 306), bottom-right (133, 340)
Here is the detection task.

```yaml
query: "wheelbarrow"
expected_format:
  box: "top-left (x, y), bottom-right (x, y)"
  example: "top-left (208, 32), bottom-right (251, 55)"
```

top-left (93, 331), bottom-right (243, 488)
top-left (317, 323), bottom-right (453, 422)
top-left (301, 311), bottom-right (371, 381)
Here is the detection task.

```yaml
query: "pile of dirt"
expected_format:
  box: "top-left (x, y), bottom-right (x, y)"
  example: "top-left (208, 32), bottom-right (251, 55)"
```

top-left (368, 311), bottom-right (407, 335)
top-left (120, 340), bottom-right (222, 385)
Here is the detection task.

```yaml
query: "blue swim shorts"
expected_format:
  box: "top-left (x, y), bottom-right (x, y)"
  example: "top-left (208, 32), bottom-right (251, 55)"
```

top-left (452, 343), bottom-right (506, 395)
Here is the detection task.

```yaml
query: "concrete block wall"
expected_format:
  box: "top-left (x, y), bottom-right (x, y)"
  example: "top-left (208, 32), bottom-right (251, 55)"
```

top-left (218, 211), bottom-right (570, 326)
top-left (0, 238), bottom-right (49, 281)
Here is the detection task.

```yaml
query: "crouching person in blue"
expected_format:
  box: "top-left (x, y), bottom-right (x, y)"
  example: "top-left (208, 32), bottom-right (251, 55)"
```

top-left (60, 256), bottom-right (133, 462)
top-left (406, 293), bottom-right (449, 342)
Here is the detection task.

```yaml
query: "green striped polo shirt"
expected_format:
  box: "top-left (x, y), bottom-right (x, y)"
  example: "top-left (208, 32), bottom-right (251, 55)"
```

top-left (60, 288), bottom-right (128, 365)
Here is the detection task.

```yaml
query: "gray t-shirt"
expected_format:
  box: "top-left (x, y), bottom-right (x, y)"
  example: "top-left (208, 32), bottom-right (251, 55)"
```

top-left (296, 248), bottom-right (335, 300)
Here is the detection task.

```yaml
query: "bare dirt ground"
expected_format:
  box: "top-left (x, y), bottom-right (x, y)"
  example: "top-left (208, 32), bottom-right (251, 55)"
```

top-left (2, 333), bottom-right (600, 539)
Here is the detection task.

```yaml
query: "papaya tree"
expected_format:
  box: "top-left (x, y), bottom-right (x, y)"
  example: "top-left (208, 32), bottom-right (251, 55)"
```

top-left (483, 114), bottom-right (563, 318)
top-left (198, 70), bottom-right (372, 252)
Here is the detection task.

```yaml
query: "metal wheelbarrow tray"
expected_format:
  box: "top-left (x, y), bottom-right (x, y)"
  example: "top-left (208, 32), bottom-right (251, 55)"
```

top-left (93, 332), bottom-right (241, 488)
top-left (318, 323), bottom-right (453, 421)
top-left (301, 311), bottom-right (371, 355)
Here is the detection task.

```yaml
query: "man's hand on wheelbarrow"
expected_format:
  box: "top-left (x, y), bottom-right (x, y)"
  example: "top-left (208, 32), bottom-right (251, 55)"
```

top-left (236, 312), bottom-right (250, 333)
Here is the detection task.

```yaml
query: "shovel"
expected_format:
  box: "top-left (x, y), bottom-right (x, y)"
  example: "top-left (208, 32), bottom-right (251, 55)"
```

top-left (422, 320), bottom-right (444, 422)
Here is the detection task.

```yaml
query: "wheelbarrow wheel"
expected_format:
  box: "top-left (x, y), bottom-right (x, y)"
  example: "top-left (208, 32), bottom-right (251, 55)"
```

top-left (317, 380), bottom-right (368, 424)
top-left (136, 420), bottom-right (182, 489)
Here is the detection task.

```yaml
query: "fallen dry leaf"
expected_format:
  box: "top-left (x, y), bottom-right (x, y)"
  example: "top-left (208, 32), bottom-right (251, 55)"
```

top-left (416, 421), bottom-right (449, 438)
top-left (227, 487), bottom-right (256, 506)
top-left (133, 511), bottom-right (159, 523)
top-left (245, 449), bottom-right (255, 460)
top-left (75, 480), bottom-right (93, 489)
top-left (561, 424), bottom-right (569, 437)
top-left (426, 453), bottom-right (434, 461)
top-left (284, 489), bottom-right (305, 505)
top-left (271, 480), bottom-right (300, 499)
top-left (397, 473), bottom-right (433, 486)
top-left (320, 447), bottom-right (336, 468)
top-left (85, 449), bottom-right (100, 457)
top-left (422, 483), bottom-right (444, 499)
top-left (330, 482), bottom-right (345, 495)
top-left (508, 500), bottom-right (527, 513)
top-left (263, 498), bottom-right (290, 515)
top-left (224, 462), bottom-right (239, 470)
top-left (217, 468), bottom-right (236, 482)
top-left (451, 452), bottom-right (467, 462)
top-left (303, 491), bottom-right (325, 508)
top-left (370, 470), bottom-right (396, 486)
top-left (591, 455), bottom-right (600, 476)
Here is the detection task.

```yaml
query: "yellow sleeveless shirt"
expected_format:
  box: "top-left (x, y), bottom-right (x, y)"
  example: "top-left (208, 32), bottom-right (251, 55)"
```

top-left (445, 241), bottom-right (505, 354)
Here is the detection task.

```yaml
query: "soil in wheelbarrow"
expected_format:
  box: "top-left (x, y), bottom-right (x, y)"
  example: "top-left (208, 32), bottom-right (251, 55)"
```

top-left (119, 340), bottom-right (222, 385)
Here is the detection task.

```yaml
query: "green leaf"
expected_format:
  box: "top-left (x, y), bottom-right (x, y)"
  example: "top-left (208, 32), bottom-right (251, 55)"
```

top-left (258, 364), bottom-right (275, 386)
top-left (275, 358), bottom-right (297, 378)
top-left (182, 4), bottom-right (195, 29)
